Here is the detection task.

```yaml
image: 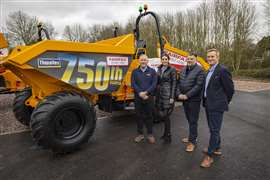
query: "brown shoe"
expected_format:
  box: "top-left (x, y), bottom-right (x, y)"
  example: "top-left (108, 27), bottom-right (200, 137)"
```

top-left (186, 143), bottom-right (195, 152)
top-left (202, 148), bottom-right (222, 156)
top-left (134, 135), bottom-right (144, 143)
top-left (182, 137), bottom-right (197, 143)
top-left (147, 135), bottom-right (156, 144)
top-left (181, 137), bottom-right (189, 143)
top-left (200, 155), bottom-right (214, 168)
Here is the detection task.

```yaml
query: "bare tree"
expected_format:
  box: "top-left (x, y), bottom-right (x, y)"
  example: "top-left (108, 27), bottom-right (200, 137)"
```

top-left (174, 2), bottom-right (211, 56)
top-left (232, 0), bottom-right (256, 73)
top-left (263, 0), bottom-right (270, 36)
top-left (6, 11), bottom-right (56, 46)
top-left (175, 12), bottom-right (185, 49)
top-left (88, 24), bottom-right (104, 42)
top-left (160, 13), bottom-right (176, 46)
top-left (63, 24), bottom-right (89, 42)
top-left (42, 22), bottom-right (56, 40)
top-left (88, 22), bottom-right (124, 43)
top-left (138, 16), bottom-right (158, 57)
top-left (6, 11), bottom-right (39, 46)
top-left (197, 1), bottom-right (210, 54)
top-left (99, 22), bottom-right (124, 40)
top-left (125, 16), bottom-right (136, 34)
top-left (211, 0), bottom-right (234, 65)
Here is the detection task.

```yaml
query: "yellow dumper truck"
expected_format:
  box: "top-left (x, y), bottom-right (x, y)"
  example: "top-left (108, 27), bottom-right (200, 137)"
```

top-left (0, 7), bottom-right (208, 153)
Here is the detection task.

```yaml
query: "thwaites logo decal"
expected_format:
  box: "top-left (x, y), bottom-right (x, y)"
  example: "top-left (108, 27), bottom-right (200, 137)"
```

top-left (28, 52), bottom-right (132, 94)
top-left (38, 58), bottom-right (62, 68)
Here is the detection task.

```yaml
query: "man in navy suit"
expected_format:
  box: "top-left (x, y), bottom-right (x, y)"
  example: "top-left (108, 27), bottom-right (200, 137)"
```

top-left (200, 49), bottom-right (234, 168)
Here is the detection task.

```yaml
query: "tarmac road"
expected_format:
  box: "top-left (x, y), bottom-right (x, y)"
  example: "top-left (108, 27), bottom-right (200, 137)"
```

top-left (0, 90), bottom-right (269, 180)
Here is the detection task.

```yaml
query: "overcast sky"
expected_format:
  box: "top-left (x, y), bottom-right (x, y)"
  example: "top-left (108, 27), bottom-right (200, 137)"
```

top-left (0, 0), bottom-right (267, 40)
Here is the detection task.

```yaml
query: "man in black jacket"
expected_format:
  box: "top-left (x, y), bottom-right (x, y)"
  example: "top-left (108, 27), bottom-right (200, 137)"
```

top-left (200, 49), bottom-right (234, 168)
top-left (176, 53), bottom-right (205, 152)
top-left (131, 54), bottom-right (157, 144)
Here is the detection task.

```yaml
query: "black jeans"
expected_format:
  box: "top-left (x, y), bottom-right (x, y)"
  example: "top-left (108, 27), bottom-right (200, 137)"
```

top-left (158, 109), bottom-right (171, 135)
top-left (134, 95), bottom-right (154, 135)
top-left (183, 101), bottom-right (201, 144)
top-left (164, 112), bottom-right (171, 135)
top-left (205, 107), bottom-right (224, 156)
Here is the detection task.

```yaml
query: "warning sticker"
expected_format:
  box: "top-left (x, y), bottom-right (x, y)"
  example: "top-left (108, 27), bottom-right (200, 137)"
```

top-left (107, 56), bottom-right (129, 66)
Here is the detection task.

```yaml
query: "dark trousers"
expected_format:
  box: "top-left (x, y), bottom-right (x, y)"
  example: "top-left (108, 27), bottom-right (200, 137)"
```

top-left (183, 101), bottom-right (201, 144)
top-left (158, 109), bottom-right (171, 135)
top-left (135, 95), bottom-right (154, 135)
top-left (164, 113), bottom-right (171, 135)
top-left (205, 107), bottom-right (224, 156)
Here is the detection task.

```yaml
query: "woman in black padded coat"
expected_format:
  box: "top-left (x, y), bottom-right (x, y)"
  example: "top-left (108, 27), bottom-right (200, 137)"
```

top-left (155, 53), bottom-right (177, 143)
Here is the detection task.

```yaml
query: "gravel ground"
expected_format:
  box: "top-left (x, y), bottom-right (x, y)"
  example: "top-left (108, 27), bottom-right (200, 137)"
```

top-left (0, 94), bottom-right (28, 135)
top-left (0, 79), bottom-right (269, 135)
top-left (234, 79), bottom-right (270, 92)
top-left (0, 94), bottom-right (111, 135)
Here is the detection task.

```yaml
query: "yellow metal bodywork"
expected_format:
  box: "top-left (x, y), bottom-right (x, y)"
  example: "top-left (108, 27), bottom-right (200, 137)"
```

top-left (0, 69), bottom-right (27, 93)
top-left (8, 34), bottom-right (135, 66)
top-left (2, 33), bottom-right (209, 108)
top-left (0, 33), bottom-right (27, 93)
top-left (0, 33), bottom-right (8, 49)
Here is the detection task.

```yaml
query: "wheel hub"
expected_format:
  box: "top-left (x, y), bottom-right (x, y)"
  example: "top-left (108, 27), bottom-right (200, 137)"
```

top-left (54, 108), bottom-right (84, 139)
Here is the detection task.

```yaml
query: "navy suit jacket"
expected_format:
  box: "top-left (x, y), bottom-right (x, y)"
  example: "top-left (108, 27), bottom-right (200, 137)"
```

top-left (203, 64), bottom-right (234, 112)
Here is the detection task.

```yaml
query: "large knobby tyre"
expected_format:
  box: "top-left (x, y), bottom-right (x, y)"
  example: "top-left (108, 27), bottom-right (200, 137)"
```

top-left (30, 92), bottom-right (96, 153)
top-left (13, 88), bottom-right (34, 126)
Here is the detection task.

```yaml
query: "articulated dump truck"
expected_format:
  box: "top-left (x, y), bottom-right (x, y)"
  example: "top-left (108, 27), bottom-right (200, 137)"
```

top-left (0, 33), bottom-right (26, 94)
top-left (0, 8), bottom-right (209, 153)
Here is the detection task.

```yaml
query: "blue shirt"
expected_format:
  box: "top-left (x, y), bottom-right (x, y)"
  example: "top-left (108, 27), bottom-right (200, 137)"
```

top-left (131, 66), bottom-right (157, 96)
top-left (204, 63), bottom-right (218, 97)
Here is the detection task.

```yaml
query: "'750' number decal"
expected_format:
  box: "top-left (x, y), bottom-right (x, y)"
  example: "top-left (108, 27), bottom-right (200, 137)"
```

top-left (61, 56), bottom-right (124, 91)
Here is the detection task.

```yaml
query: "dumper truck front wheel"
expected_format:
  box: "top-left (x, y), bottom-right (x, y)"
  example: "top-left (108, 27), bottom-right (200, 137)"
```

top-left (30, 92), bottom-right (96, 153)
top-left (13, 88), bottom-right (33, 126)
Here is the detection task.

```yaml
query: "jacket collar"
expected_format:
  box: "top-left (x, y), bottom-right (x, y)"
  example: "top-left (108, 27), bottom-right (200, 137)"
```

top-left (139, 65), bottom-right (149, 72)
top-left (186, 64), bottom-right (197, 71)
top-left (208, 63), bottom-right (218, 73)
top-left (207, 63), bottom-right (221, 86)
top-left (183, 64), bottom-right (197, 75)
top-left (158, 64), bottom-right (171, 71)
